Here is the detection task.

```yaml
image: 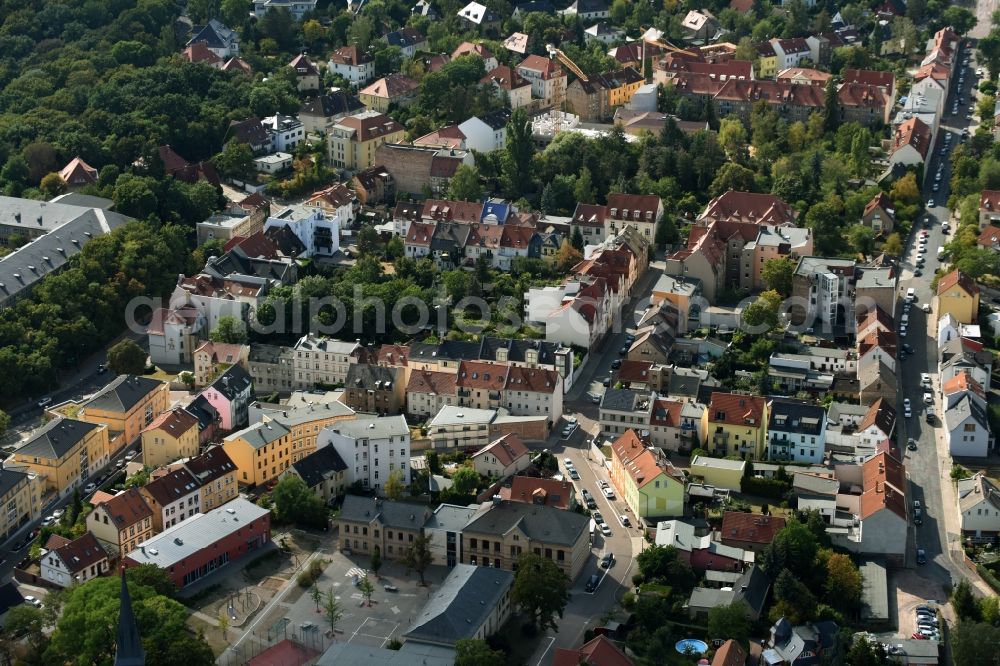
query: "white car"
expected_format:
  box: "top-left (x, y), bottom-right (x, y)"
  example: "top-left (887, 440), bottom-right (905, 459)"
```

top-left (922, 303), bottom-right (931, 313)
top-left (923, 392), bottom-right (934, 404)
top-left (904, 398), bottom-right (912, 411)
top-left (602, 487), bottom-right (615, 499)
top-left (900, 325), bottom-right (908, 337)
top-left (905, 406), bottom-right (913, 418)
top-left (921, 373), bottom-right (932, 388)
top-left (927, 199), bottom-right (935, 208)
top-left (22, 596), bottom-right (41, 608)
top-left (83, 482), bottom-right (97, 494)
top-left (563, 458), bottom-right (574, 467)
top-left (600, 523), bottom-right (612, 536)
top-left (52, 509), bottom-right (64, 519)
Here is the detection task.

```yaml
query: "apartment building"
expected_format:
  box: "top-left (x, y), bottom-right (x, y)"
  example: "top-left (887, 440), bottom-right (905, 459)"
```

top-left (318, 415), bottom-right (410, 493)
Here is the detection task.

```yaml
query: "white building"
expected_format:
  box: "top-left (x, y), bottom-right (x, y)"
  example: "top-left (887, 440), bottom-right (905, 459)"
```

top-left (263, 206), bottom-right (341, 258)
top-left (252, 0), bottom-right (317, 19)
top-left (457, 112), bottom-right (509, 153)
top-left (957, 472), bottom-right (1000, 540)
top-left (428, 405), bottom-right (498, 450)
top-left (262, 115), bottom-right (305, 153)
top-left (292, 334), bottom-right (359, 387)
top-left (767, 399), bottom-right (828, 464)
top-left (139, 468), bottom-right (202, 531)
top-left (148, 306), bottom-right (206, 366)
top-left (254, 152), bottom-right (293, 173)
top-left (170, 273), bottom-right (268, 331)
top-left (944, 395), bottom-right (991, 458)
top-left (424, 504), bottom-right (480, 567)
top-left (328, 46), bottom-right (375, 86)
top-left (319, 415), bottom-right (411, 493)
top-left (471, 433), bottom-right (530, 478)
top-left (40, 532), bottom-right (109, 588)
top-left (503, 365), bottom-right (563, 420)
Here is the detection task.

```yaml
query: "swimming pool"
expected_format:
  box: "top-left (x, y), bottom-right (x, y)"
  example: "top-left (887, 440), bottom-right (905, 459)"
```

top-left (675, 638), bottom-right (709, 655)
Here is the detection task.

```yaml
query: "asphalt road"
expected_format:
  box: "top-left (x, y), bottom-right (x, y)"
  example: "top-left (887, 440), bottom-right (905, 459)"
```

top-left (896, 42), bottom-right (979, 594)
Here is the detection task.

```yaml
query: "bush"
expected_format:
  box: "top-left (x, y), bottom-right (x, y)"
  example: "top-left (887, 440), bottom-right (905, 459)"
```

top-left (977, 563), bottom-right (1000, 594)
top-left (521, 622), bottom-right (538, 637)
top-left (741, 475), bottom-right (791, 500)
top-left (632, 573), bottom-right (645, 587)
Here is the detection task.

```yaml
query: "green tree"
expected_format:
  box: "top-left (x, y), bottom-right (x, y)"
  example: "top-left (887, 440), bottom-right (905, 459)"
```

top-left (310, 585), bottom-right (322, 611)
top-left (45, 572), bottom-right (213, 665)
top-left (0, 409), bottom-right (9, 438)
top-left (370, 546), bottom-right (383, 577)
top-left (512, 552), bottom-right (570, 632)
top-left (220, 0), bottom-right (251, 26)
top-left (403, 534), bottom-right (434, 586)
top-left (824, 80), bottom-right (839, 133)
top-left (271, 475), bottom-right (328, 528)
top-left (555, 239), bottom-right (583, 272)
top-left (848, 225), bottom-right (876, 259)
top-left (890, 172), bottom-right (921, 206)
top-left (448, 164), bottom-right (484, 201)
top-left (501, 108), bottom-right (533, 198)
top-left (359, 574), bottom-right (375, 606)
top-left (574, 167), bottom-right (595, 203)
top-left (40, 172), bottom-right (67, 198)
top-left (718, 118), bottom-right (748, 160)
top-left (348, 16), bottom-right (375, 50)
top-left (208, 315), bottom-right (247, 344)
top-left (215, 140), bottom-right (254, 181)
top-left (883, 232), bottom-right (903, 257)
top-left (187, 0), bottom-right (221, 23)
top-left (953, 580), bottom-right (982, 622)
top-left (952, 621), bottom-right (1000, 665)
top-left (112, 174), bottom-right (159, 220)
top-left (823, 552), bottom-right (861, 612)
top-left (707, 603), bottom-right (750, 645)
top-left (455, 638), bottom-right (505, 666)
top-left (759, 519), bottom-right (819, 579)
top-left (450, 467), bottom-right (480, 495)
top-left (846, 635), bottom-right (888, 666)
top-left (107, 339), bottom-right (146, 375)
top-left (655, 217), bottom-right (679, 249)
top-left (761, 257), bottom-right (795, 296)
top-left (426, 451), bottom-right (442, 475)
top-left (324, 587), bottom-right (344, 630)
top-left (635, 545), bottom-right (696, 592)
top-left (741, 290), bottom-right (783, 333)
top-left (941, 6), bottom-right (978, 34)
top-left (357, 226), bottom-right (380, 255)
top-left (709, 162), bottom-right (758, 197)
top-left (383, 470), bottom-right (405, 501)
top-left (571, 227), bottom-right (585, 251)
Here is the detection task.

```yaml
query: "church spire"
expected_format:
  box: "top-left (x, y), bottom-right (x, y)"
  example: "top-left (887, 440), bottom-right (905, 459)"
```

top-left (115, 567), bottom-right (145, 666)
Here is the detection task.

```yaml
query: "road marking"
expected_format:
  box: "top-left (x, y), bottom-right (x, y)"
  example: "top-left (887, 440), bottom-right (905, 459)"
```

top-left (390, 606), bottom-right (400, 615)
top-left (534, 637), bottom-right (556, 666)
top-left (347, 567), bottom-right (366, 578)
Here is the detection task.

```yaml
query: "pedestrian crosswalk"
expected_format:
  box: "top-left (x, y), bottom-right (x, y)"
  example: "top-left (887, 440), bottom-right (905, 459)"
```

top-left (346, 567), bottom-right (367, 578)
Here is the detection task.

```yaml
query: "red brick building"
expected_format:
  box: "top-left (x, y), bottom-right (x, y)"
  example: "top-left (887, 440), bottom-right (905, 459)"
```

top-left (123, 498), bottom-right (270, 589)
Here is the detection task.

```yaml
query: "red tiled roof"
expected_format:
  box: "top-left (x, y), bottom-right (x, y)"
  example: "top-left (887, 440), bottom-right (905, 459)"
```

top-left (329, 45), bottom-right (372, 66)
top-left (481, 64), bottom-right (530, 90)
top-left (712, 639), bottom-right (748, 666)
top-left (98, 488), bottom-right (153, 529)
top-left (572, 203), bottom-right (607, 227)
top-left (776, 67), bottom-right (832, 84)
top-left (938, 269), bottom-right (980, 297)
top-left (338, 112), bottom-right (404, 139)
top-left (406, 369), bottom-right (458, 396)
top-left (978, 224), bottom-right (1000, 248)
top-left (452, 41), bottom-right (494, 61)
top-left (617, 360), bottom-right (653, 384)
top-left (699, 190), bottom-right (796, 225)
top-left (376, 344), bottom-right (410, 366)
top-left (611, 429), bottom-right (683, 489)
top-left (422, 199), bottom-right (483, 224)
top-left (981, 190), bottom-right (1000, 213)
top-left (714, 79), bottom-right (824, 108)
top-left (508, 476), bottom-right (575, 509)
top-left (721, 511), bottom-right (786, 545)
top-left (891, 117), bottom-right (931, 159)
top-left (308, 183), bottom-right (356, 209)
top-left (474, 433), bottom-right (529, 467)
top-left (360, 73), bottom-right (418, 99)
top-left (140, 468), bottom-right (200, 506)
top-left (518, 54), bottom-right (562, 78)
top-left (48, 532), bottom-right (107, 575)
top-left (143, 407), bottom-right (199, 438)
top-left (943, 371), bottom-right (986, 400)
top-left (505, 365), bottom-right (559, 394)
top-left (860, 452), bottom-right (906, 520)
top-left (289, 54), bottom-right (320, 76)
top-left (553, 636), bottom-right (634, 666)
top-left (838, 82), bottom-right (891, 110)
top-left (650, 398), bottom-right (683, 427)
top-left (405, 221), bottom-right (435, 247)
top-left (843, 68), bottom-right (894, 89)
top-left (59, 156), bottom-right (99, 186)
top-left (182, 41), bottom-right (222, 65)
top-left (707, 392), bottom-right (766, 427)
top-left (863, 192), bottom-right (894, 219)
top-left (457, 360), bottom-right (509, 390)
top-left (606, 193), bottom-right (661, 222)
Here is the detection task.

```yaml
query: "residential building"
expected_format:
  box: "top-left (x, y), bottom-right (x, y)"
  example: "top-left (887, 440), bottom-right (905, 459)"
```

top-left (457, 111), bottom-right (510, 153)
top-left (200, 365), bottom-right (253, 432)
top-left (86, 488), bottom-right (154, 557)
top-left (559, 0), bottom-right (609, 20)
top-left (944, 395), bottom-right (990, 457)
top-left (777, 67), bottom-right (832, 87)
top-left (140, 408), bottom-right (200, 469)
top-left (182, 447), bottom-right (239, 512)
top-left (831, 452), bottom-right (907, 563)
top-left (343, 364), bottom-right (405, 415)
top-left (359, 74), bottom-right (419, 112)
top-left (939, 338), bottom-right (992, 388)
top-left (680, 9), bottom-right (719, 42)
top-left (251, 0), bottom-right (317, 19)
top-left (655, 519), bottom-right (749, 572)
top-left (139, 468), bottom-right (202, 532)
top-left (0, 467), bottom-right (41, 540)
top-left (957, 472), bottom-right (1000, 540)
top-left (192, 341), bottom-right (248, 389)
top-left (40, 532), bottom-right (109, 588)
top-left (452, 42), bottom-right (499, 72)
top-left (697, 190), bottom-right (797, 227)
top-left (764, 618), bottom-right (840, 666)
top-left (861, 192), bottom-right (895, 235)
top-left (299, 90), bottom-right (365, 134)
top-left (838, 82), bottom-right (893, 126)
top-left (482, 65), bottom-right (533, 109)
top-left (58, 157), bottom-right (98, 188)
top-left (186, 19), bottom-right (239, 59)
top-left (610, 429), bottom-right (685, 520)
top-left (328, 46), bottom-right (375, 86)
top-left (374, 143), bottom-right (473, 196)
top-left (599, 388), bottom-right (654, 439)
top-left (503, 475), bottom-right (577, 510)
top-left (385, 27), bottom-right (427, 58)
top-left (293, 335), bottom-right (360, 387)
top-left (456, 2), bottom-right (502, 32)
top-left (687, 565), bottom-right (770, 621)
top-left (844, 68), bottom-right (896, 103)
top-left (471, 433), bottom-right (530, 478)
top-left (424, 503), bottom-right (479, 567)
top-left (319, 416), bottom-right (410, 493)
top-left (248, 344), bottom-right (296, 394)
top-left (767, 399), bottom-right (827, 464)
top-left (336, 495), bottom-right (432, 559)
top-left (720, 511), bottom-right (786, 553)
top-left (328, 111), bottom-right (405, 171)
top-left (352, 165), bottom-right (395, 205)
top-left (185, 395), bottom-right (221, 446)
top-left (124, 498), bottom-right (270, 588)
top-left (688, 456), bottom-right (745, 491)
top-left (402, 564), bottom-right (514, 648)
top-left (888, 117), bottom-right (932, 167)
top-left (770, 37), bottom-right (811, 70)
top-left (703, 392), bottom-right (768, 459)
top-left (284, 445), bottom-right (348, 502)
top-left (406, 369), bottom-right (458, 418)
top-left (937, 269), bottom-right (980, 325)
top-left (857, 398), bottom-right (896, 451)
top-left (517, 54), bottom-right (567, 108)
top-left (461, 500), bottom-right (591, 579)
top-left (553, 636), bottom-right (634, 666)
top-left (427, 405), bottom-right (498, 450)
top-left (979, 190), bottom-right (1000, 230)
top-left (11, 418), bottom-right (110, 497)
top-left (222, 420), bottom-right (293, 487)
top-left (77, 375), bottom-right (170, 452)
top-left (710, 641), bottom-right (748, 666)
top-left (288, 54), bottom-right (320, 91)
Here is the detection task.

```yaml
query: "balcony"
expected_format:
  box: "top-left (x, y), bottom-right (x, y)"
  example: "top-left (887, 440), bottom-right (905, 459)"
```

top-left (712, 432), bottom-right (729, 448)
top-left (457, 388), bottom-right (471, 398)
top-left (488, 391), bottom-right (501, 401)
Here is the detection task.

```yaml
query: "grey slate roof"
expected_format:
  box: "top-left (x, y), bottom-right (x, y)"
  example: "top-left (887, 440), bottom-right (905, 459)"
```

top-left (18, 418), bottom-right (101, 459)
top-left (209, 364), bottom-right (253, 400)
top-left (187, 19), bottom-right (237, 49)
top-left (228, 420), bottom-right (290, 449)
top-left (291, 446), bottom-right (348, 488)
top-left (463, 501), bottom-right (589, 546)
top-left (184, 395), bottom-right (219, 431)
top-left (346, 364), bottom-right (398, 391)
top-left (327, 415), bottom-right (408, 440)
top-left (601, 387), bottom-right (648, 412)
top-left (0, 467), bottom-right (29, 500)
top-left (84, 375), bottom-right (163, 413)
top-left (338, 495), bottom-right (431, 530)
top-left (299, 91), bottom-right (365, 119)
top-left (768, 398), bottom-right (826, 436)
top-left (403, 564), bottom-right (514, 646)
top-left (424, 503), bottom-right (480, 532)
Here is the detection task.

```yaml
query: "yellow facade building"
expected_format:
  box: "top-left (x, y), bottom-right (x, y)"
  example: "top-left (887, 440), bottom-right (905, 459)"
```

top-left (0, 467), bottom-right (43, 540)
top-left (141, 408), bottom-right (200, 469)
top-left (328, 111), bottom-right (405, 171)
top-left (11, 418), bottom-right (110, 497)
top-left (702, 392), bottom-right (769, 460)
top-left (609, 429), bottom-right (685, 520)
top-left (180, 446), bottom-right (240, 512)
top-left (78, 375), bottom-right (169, 452)
top-left (937, 269), bottom-right (980, 325)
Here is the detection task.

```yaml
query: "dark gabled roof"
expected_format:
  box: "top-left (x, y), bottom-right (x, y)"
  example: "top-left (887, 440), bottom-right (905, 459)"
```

top-left (49, 532), bottom-right (107, 575)
top-left (0, 468), bottom-right (28, 502)
top-left (300, 91), bottom-right (365, 119)
top-left (404, 564), bottom-right (514, 645)
top-left (479, 109), bottom-right (512, 131)
top-left (734, 564), bottom-right (770, 617)
top-left (0, 582), bottom-right (24, 615)
top-left (183, 446), bottom-right (236, 485)
top-left (767, 399), bottom-right (825, 436)
top-left (228, 117), bottom-right (269, 146)
top-left (141, 468), bottom-right (200, 506)
top-left (19, 418), bottom-right (101, 460)
top-left (208, 364), bottom-right (253, 400)
top-left (435, 339), bottom-right (482, 361)
top-left (345, 363), bottom-right (398, 391)
top-left (187, 19), bottom-right (236, 50)
top-left (85, 375), bottom-right (164, 414)
top-left (99, 488), bottom-right (153, 529)
top-left (386, 27), bottom-right (426, 48)
top-left (339, 495), bottom-right (431, 530)
top-left (291, 446), bottom-right (348, 488)
top-left (463, 501), bottom-right (589, 546)
top-left (184, 395), bottom-right (219, 431)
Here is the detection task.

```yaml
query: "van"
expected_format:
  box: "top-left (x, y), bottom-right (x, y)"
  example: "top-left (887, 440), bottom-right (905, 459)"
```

top-left (906, 288), bottom-right (916, 302)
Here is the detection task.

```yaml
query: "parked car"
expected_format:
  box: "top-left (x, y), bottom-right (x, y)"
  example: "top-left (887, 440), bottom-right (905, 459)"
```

top-left (36, 397), bottom-right (51, 408)
top-left (907, 438), bottom-right (917, 451)
top-left (600, 523), bottom-right (612, 536)
top-left (923, 392), bottom-right (934, 404)
top-left (920, 373), bottom-right (931, 387)
top-left (600, 552), bottom-right (615, 568)
top-left (914, 508), bottom-right (923, 525)
top-left (569, 469), bottom-right (580, 480)
top-left (592, 511), bottom-right (603, 524)
top-left (619, 514), bottom-right (631, 527)
top-left (591, 394), bottom-right (601, 404)
top-left (598, 479), bottom-right (609, 489)
top-left (585, 573), bottom-right (600, 592)
top-left (83, 482), bottom-right (97, 494)
top-left (916, 549), bottom-right (927, 564)
top-left (611, 359), bottom-right (622, 370)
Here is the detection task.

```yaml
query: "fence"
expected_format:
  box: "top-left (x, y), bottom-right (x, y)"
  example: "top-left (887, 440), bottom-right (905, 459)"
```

top-left (216, 625), bottom-right (336, 666)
